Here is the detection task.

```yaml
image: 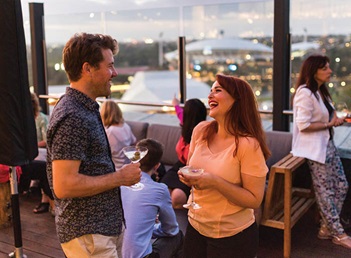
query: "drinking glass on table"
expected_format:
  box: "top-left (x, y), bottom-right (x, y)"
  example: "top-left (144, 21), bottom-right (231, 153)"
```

top-left (336, 102), bottom-right (348, 118)
top-left (180, 166), bottom-right (204, 209)
top-left (335, 102), bottom-right (351, 123)
top-left (122, 146), bottom-right (148, 191)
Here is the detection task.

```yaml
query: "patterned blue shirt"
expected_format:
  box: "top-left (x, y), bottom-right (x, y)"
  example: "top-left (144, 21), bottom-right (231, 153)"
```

top-left (47, 87), bottom-right (123, 243)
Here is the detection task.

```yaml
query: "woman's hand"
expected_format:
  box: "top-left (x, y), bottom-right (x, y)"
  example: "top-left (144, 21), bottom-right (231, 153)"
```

top-left (335, 117), bottom-right (345, 126)
top-left (172, 95), bottom-right (180, 106)
top-left (329, 112), bottom-right (344, 127)
top-left (178, 168), bottom-right (264, 208)
top-left (178, 169), bottom-right (213, 189)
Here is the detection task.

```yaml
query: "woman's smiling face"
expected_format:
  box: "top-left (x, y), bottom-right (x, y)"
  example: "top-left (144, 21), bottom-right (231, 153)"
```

top-left (208, 81), bottom-right (235, 119)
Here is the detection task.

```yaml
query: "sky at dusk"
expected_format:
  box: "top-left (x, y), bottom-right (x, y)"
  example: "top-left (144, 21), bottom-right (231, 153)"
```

top-left (19, 0), bottom-right (351, 45)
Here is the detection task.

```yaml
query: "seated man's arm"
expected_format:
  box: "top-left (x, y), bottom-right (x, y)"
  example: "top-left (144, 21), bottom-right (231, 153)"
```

top-left (152, 188), bottom-right (179, 238)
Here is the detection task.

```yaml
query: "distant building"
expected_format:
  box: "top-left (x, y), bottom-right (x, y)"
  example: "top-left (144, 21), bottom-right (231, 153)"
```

top-left (165, 38), bottom-right (273, 66)
top-left (120, 70), bottom-right (210, 112)
top-left (291, 41), bottom-right (321, 58)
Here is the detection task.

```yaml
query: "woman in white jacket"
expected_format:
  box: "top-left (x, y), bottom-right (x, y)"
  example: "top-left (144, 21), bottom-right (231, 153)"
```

top-left (291, 55), bottom-right (350, 249)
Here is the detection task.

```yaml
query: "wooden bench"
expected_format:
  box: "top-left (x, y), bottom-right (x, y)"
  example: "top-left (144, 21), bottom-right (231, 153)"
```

top-left (260, 153), bottom-right (315, 258)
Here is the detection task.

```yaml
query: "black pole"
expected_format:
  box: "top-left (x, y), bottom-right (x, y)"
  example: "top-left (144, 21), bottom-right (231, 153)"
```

top-left (29, 3), bottom-right (48, 114)
top-left (0, 0), bottom-right (37, 256)
top-left (9, 167), bottom-right (26, 258)
top-left (272, 0), bottom-right (290, 131)
top-left (178, 36), bottom-right (186, 104)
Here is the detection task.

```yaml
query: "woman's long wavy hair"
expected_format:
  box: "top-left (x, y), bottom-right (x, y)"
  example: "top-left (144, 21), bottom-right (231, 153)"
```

top-left (292, 55), bottom-right (332, 104)
top-left (202, 74), bottom-right (271, 160)
top-left (182, 99), bottom-right (207, 144)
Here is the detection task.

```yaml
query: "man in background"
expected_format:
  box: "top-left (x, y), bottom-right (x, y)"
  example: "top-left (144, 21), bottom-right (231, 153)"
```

top-left (122, 138), bottom-right (183, 258)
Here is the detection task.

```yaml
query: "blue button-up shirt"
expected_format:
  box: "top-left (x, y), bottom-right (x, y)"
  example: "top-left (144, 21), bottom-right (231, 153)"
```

top-left (121, 172), bottom-right (179, 258)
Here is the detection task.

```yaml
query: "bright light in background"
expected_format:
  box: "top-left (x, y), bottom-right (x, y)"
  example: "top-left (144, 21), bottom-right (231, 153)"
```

top-left (144, 38), bottom-right (154, 44)
top-left (162, 105), bottom-right (173, 112)
top-left (89, 12), bottom-right (94, 18)
top-left (290, 88), bottom-right (295, 93)
top-left (255, 90), bottom-right (261, 96)
top-left (228, 64), bottom-right (237, 71)
top-left (341, 81), bottom-right (346, 86)
top-left (110, 84), bottom-right (129, 92)
top-left (194, 64), bottom-right (202, 71)
top-left (335, 57), bottom-right (340, 62)
top-left (328, 82), bottom-right (334, 88)
top-left (54, 63), bottom-right (65, 71)
top-left (54, 63), bottom-right (60, 71)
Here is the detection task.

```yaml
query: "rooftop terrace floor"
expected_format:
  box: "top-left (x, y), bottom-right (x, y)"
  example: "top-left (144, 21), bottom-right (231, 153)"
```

top-left (1, 192), bottom-right (351, 258)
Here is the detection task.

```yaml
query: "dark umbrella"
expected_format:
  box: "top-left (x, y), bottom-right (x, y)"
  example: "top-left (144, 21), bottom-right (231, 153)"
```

top-left (0, 0), bottom-right (38, 257)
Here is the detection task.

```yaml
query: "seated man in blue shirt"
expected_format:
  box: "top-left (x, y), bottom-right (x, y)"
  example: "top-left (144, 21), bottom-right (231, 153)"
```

top-left (121, 138), bottom-right (183, 258)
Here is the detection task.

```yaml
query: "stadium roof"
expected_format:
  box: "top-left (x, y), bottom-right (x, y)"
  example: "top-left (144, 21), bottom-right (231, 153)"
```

top-left (291, 41), bottom-right (321, 58)
top-left (165, 38), bottom-right (272, 61)
top-left (186, 38), bottom-right (272, 52)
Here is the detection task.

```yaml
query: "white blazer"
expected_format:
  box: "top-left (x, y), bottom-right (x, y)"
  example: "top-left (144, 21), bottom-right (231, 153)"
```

top-left (291, 86), bottom-right (331, 164)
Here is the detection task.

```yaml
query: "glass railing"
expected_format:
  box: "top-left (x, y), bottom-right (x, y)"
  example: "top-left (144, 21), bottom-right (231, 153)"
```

top-left (28, 0), bottom-right (351, 159)
top-left (25, 0), bottom-right (351, 124)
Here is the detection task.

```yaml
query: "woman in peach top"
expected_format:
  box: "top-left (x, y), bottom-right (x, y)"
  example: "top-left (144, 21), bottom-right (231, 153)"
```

top-left (179, 74), bottom-right (270, 258)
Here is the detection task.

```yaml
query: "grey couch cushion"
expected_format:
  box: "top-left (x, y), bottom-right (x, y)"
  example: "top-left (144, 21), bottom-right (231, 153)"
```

top-left (126, 120), bottom-right (149, 142)
top-left (265, 130), bottom-right (292, 169)
top-left (124, 122), bottom-right (293, 172)
top-left (146, 123), bottom-right (181, 166)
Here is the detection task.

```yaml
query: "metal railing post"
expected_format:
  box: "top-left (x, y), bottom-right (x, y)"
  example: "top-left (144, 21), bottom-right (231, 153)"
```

top-left (178, 36), bottom-right (186, 104)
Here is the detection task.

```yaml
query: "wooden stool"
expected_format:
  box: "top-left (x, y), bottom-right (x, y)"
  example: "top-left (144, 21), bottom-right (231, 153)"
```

top-left (261, 154), bottom-right (315, 258)
top-left (0, 181), bottom-right (12, 229)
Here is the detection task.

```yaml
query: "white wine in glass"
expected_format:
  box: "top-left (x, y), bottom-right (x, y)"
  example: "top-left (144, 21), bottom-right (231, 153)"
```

top-left (336, 102), bottom-right (348, 117)
top-left (180, 166), bottom-right (204, 210)
top-left (122, 146), bottom-right (148, 191)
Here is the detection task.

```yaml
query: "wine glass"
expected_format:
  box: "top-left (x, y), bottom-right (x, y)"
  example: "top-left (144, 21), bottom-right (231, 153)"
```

top-left (336, 102), bottom-right (348, 118)
top-left (122, 146), bottom-right (148, 191)
top-left (180, 166), bottom-right (204, 209)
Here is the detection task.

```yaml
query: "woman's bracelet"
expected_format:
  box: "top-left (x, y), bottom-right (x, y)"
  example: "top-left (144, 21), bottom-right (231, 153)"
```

top-left (324, 123), bottom-right (328, 129)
